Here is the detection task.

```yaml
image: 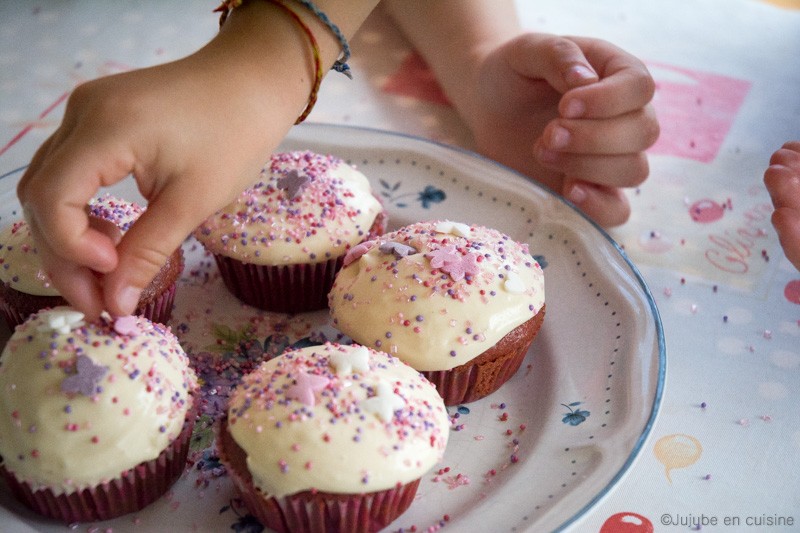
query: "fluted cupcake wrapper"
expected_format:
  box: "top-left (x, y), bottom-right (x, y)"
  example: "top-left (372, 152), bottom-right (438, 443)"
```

top-left (207, 207), bottom-right (387, 315)
top-left (421, 346), bottom-right (529, 406)
top-left (1, 409), bottom-right (196, 524)
top-left (137, 282), bottom-right (177, 326)
top-left (213, 255), bottom-right (344, 314)
top-left (0, 282), bottom-right (177, 331)
top-left (217, 417), bottom-right (418, 533)
top-left (421, 308), bottom-right (546, 406)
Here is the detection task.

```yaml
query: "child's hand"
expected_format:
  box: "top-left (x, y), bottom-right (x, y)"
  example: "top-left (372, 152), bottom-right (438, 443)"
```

top-left (16, 0), bottom-right (344, 319)
top-left (466, 34), bottom-right (659, 227)
top-left (18, 61), bottom-right (292, 320)
top-left (764, 141), bottom-right (800, 270)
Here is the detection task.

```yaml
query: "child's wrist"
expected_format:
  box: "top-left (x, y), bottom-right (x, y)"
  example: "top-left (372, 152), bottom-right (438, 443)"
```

top-left (215, 0), bottom-right (353, 122)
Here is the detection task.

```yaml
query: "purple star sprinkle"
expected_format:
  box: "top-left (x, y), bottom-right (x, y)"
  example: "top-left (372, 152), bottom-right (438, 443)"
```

top-left (61, 355), bottom-right (109, 397)
top-left (378, 241), bottom-right (417, 259)
top-left (277, 170), bottom-right (311, 199)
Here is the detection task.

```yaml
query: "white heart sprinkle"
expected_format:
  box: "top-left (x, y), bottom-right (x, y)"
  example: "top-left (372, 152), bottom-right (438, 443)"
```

top-left (503, 272), bottom-right (526, 294)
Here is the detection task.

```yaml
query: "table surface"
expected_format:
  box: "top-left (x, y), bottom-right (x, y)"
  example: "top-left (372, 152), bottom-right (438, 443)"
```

top-left (1, 1), bottom-right (799, 532)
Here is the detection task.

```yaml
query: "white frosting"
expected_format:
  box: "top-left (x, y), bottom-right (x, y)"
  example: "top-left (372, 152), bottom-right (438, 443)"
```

top-left (0, 221), bottom-right (56, 296)
top-left (329, 221), bottom-right (545, 371)
top-left (0, 195), bottom-right (144, 296)
top-left (193, 151), bottom-right (383, 266)
top-left (0, 307), bottom-right (197, 494)
top-left (226, 343), bottom-right (449, 498)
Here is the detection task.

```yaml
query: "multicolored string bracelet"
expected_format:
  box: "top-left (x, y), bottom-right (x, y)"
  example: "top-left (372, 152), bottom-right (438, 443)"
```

top-left (215, 0), bottom-right (351, 77)
top-left (270, 1), bottom-right (324, 123)
top-left (291, 0), bottom-right (351, 78)
top-left (214, 0), bottom-right (328, 123)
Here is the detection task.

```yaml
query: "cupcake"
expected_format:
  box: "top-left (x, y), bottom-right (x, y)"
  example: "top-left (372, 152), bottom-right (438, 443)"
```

top-left (0, 194), bottom-right (183, 328)
top-left (216, 342), bottom-right (450, 533)
top-left (328, 220), bottom-right (546, 405)
top-left (193, 150), bottom-right (387, 314)
top-left (0, 307), bottom-right (198, 523)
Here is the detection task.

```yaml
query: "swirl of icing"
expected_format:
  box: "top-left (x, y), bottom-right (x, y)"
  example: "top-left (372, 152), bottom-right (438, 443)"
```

top-left (226, 343), bottom-right (449, 498)
top-left (329, 221), bottom-right (545, 371)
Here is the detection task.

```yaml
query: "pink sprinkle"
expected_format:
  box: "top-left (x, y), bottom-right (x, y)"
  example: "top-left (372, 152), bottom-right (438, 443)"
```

top-left (343, 241), bottom-right (373, 266)
top-left (760, 415), bottom-right (772, 422)
top-left (114, 315), bottom-right (142, 336)
top-left (738, 418), bottom-right (750, 426)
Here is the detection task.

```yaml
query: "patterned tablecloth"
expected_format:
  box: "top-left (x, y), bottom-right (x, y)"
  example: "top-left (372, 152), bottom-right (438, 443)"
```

top-left (1, 1), bottom-right (799, 532)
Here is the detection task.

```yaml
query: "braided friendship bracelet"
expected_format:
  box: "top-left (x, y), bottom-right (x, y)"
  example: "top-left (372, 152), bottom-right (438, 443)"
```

top-left (215, 0), bottom-right (351, 77)
top-left (270, 1), bottom-right (323, 123)
top-left (291, 0), bottom-right (351, 79)
top-left (215, 0), bottom-right (350, 122)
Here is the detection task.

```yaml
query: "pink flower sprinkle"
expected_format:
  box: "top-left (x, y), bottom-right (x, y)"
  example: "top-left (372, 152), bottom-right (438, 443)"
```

top-left (426, 245), bottom-right (459, 269)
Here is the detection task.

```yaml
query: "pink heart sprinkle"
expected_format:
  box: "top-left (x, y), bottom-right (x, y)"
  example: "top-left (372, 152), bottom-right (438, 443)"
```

top-left (343, 241), bottom-right (374, 266)
top-left (114, 315), bottom-right (142, 336)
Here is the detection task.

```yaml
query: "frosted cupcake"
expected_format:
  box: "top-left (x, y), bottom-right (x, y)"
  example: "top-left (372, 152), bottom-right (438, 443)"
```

top-left (193, 150), bottom-right (387, 314)
top-left (329, 220), bottom-right (546, 405)
top-left (0, 194), bottom-right (183, 328)
top-left (216, 342), bottom-right (450, 533)
top-left (0, 307), bottom-right (198, 523)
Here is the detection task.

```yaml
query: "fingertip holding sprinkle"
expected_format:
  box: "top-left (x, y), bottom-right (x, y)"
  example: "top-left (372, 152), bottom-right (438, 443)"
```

top-left (113, 315), bottom-right (142, 336)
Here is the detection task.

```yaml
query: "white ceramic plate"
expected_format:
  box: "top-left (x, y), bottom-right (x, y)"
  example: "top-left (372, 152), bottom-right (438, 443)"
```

top-left (0, 124), bottom-right (665, 533)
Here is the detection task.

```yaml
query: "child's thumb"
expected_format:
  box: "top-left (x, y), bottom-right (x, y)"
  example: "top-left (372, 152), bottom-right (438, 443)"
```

top-left (102, 187), bottom-right (194, 317)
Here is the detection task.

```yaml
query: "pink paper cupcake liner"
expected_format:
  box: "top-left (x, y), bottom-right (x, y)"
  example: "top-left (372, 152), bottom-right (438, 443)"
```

top-left (213, 255), bottom-right (344, 314)
top-left (217, 417), bottom-right (419, 533)
top-left (210, 207), bottom-right (387, 315)
top-left (1, 409), bottom-right (196, 524)
top-left (137, 282), bottom-right (177, 325)
top-left (0, 282), bottom-right (177, 331)
top-left (0, 299), bottom-right (28, 331)
top-left (421, 343), bottom-right (529, 406)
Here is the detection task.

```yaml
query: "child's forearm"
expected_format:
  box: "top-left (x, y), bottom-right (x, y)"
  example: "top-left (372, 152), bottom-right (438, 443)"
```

top-left (384, 0), bottom-right (522, 117)
top-left (200, 0), bottom-right (381, 127)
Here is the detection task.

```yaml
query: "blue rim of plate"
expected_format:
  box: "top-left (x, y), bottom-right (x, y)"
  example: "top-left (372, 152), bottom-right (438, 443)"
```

top-left (0, 123), bottom-right (666, 532)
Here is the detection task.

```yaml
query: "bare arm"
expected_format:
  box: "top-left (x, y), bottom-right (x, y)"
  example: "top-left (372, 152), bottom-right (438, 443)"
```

top-left (384, 0), bottom-right (659, 227)
top-left (18, 0), bottom-right (380, 318)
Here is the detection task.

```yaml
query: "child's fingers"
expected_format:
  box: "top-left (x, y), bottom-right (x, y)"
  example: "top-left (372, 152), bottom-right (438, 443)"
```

top-left (561, 179), bottom-right (632, 227)
top-left (764, 163), bottom-right (800, 210)
top-left (559, 37), bottom-right (656, 120)
top-left (101, 180), bottom-right (219, 317)
top-left (18, 138), bottom-right (126, 275)
top-left (535, 140), bottom-right (649, 189)
top-left (540, 106), bottom-right (659, 156)
top-left (768, 142), bottom-right (800, 173)
top-left (771, 207), bottom-right (800, 271)
top-left (502, 34), bottom-right (599, 95)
